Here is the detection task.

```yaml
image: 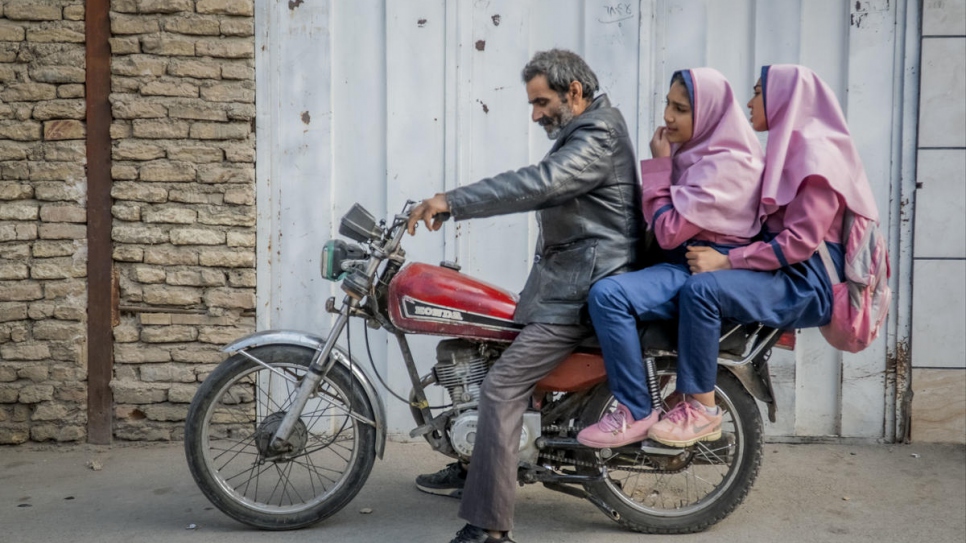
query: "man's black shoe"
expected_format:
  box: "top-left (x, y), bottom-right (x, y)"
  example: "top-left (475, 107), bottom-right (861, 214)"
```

top-left (415, 462), bottom-right (466, 499)
top-left (448, 524), bottom-right (517, 543)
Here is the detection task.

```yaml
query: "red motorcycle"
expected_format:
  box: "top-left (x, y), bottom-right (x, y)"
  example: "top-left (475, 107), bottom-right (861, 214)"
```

top-left (184, 202), bottom-right (787, 533)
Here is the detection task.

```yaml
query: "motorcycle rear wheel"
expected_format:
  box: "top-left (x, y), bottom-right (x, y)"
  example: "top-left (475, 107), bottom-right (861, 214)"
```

top-left (184, 345), bottom-right (377, 530)
top-left (578, 366), bottom-right (763, 534)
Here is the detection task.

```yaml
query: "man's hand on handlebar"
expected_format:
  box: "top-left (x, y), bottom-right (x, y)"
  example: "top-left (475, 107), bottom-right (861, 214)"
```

top-left (406, 193), bottom-right (451, 235)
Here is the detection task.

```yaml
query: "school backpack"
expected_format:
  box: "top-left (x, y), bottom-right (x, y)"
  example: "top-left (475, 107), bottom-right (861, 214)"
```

top-left (816, 210), bottom-right (892, 353)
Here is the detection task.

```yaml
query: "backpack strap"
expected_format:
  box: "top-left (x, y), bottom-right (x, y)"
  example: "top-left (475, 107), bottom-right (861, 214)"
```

top-left (818, 241), bottom-right (843, 285)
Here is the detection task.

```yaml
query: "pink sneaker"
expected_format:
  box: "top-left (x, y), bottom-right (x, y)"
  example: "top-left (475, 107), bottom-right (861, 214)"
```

top-left (648, 400), bottom-right (723, 447)
top-left (577, 404), bottom-right (659, 448)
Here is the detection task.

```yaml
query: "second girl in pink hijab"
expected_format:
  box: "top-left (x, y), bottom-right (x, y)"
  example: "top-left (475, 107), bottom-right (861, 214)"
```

top-left (578, 68), bottom-right (764, 448)
top-left (647, 65), bottom-right (880, 448)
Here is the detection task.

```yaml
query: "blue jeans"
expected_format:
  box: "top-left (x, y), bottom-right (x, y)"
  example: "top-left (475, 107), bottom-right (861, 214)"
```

top-left (587, 263), bottom-right (690, 420)
top-left (675, 245), bottom-right (843, 395)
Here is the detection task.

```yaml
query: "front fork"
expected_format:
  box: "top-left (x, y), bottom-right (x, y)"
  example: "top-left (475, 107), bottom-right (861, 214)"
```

top-left (267, 303), bottom-right (353, 454)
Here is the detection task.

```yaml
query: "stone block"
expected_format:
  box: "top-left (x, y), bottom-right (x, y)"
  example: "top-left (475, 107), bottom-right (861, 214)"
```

top-left (189, 122), bottom-right (250, 140)
top-left (114, 345), bottom-right (172, 364)
top-left (228, 270), bottom-right (255, 288)
top-left (221, 19), bottom-right (254, 37)
top-left (167, 105), bottom-right (228, 122)
top-left (167, 383), bottom-right (199, 403)
top-left (31, 401), bottom-right (69, 421)
top-left (197, 164), bottom-right (253, 184)
top-left (55, 384), bottom-right (87, 402)
top-left (171, 346), bottom-right (225, 364)
top-left (226, 231), bottom-right (255, 247)
top-left (112, 55), bottom-right (168, 77)
top-left (0, 427), bottom-right (29, 444)
top-left (167, 145), bottom-right (223, 163)
top-left (112, 204), bottom-right (142, 221)
top-left (40, 204), bottom-right (86, 223)
top-left (113, 100), bottom-right (169, 121)
top-left (0, 202), bottom-right (38, 220)
top-left (163, 16), bottom-right (221, 36)
top-left (138, 0), bottom-right (195, 13)
top-left (112, 224), bottom-right (168, 244)
top-left (58, 84), bottom-right (85, 98)
top-left (30, 257), bottom-right (86, 280)
top-left (167, 58), bottom-right (221, 79)
top-left (32, 320), bottom-right (83, 341)
top-left (169, 189), bottom-right (222, 204)
top-left (199, 83), bottom-right (254, 103)
top-left (196, 0), bottom-right (253, 15)
top-left (142, 285), bottom-right (202, 306)
top-left (111, 381), bottom-right (167, 403)
top-left (26, 26), bottom-right (85, 43)
top-left (141, 326), bottom-right (199, 344)
top-left (113, 245), bottom-right (145, 262)
top-left (18, 384), bottom-right (54, 403)
top-left (4, 2), bottom-right (62, 20)
top-left (140, 35), bottom-right (195, 56)
top-left (112, 182), bottom-right (168, 203)
top-left (139, 313), bottom-right (172, 325)
top-left (43, 141), bottom-right (86, 161)
top-left (142, 206), bottom-right (197, 224)
top-left (39, 223), bottom-right (86, 239)
top-left (112, 75), bottom-right (143, 93)
top-left (110, 14), bottom-right (161, 35)
top-left (0, 21), bottom-right (26, 41)
top-left (35, 180), bottom-right (85, 202)
top-left (0, 183), bottom-right (33, 200)
top-left (195, 38), bottom-right (253, 59)
top-left (31, 100), bottom-right (85, 120)
top-left (1, 83), bottom-right (57, 102)
top-left (143, 246), bottom-right (199, 266)
top-left (28, 66), bottom-right (86, 84)
top-left (113, 141), bottom-right (166, 161)
top-left (29, 161), bottom-right (86, 181)
top-left (141, 80), bottom-right (199, 98)
top-left (143, 403), bottom-right (189, 421)
top-left (43, 120), bottom-right (85, 140)
top-left (0, 262), bottom-right (29, 280)
top-left (197, 325), bottom-right (245, 345)
top-left (0, 121), bottom-right (42, 141)
top-left (30, 424), bottom-right (86, 442)
top-left (109, 36), bottom-right (141, 55)
top-left (139, 161), bottom-right (197, 182)
top-left (134, 265), bottom-right (166, 283)
top-left (132, 120), bottom-right (190, 139)
top-left (165, 269), bottom-right (202, 286)
top-left (221, 64), bottom-right (254, 80)
top-left (198, 248), bottom-right (254, 268)
top-left (198, 206), bottom-right (255, 227)
top-left (63, 5), bottom-right (85, 20)
top-left (114, 323), bottom-right (140, 343)
top-left (0, 243), bottom-right (30, 260)
top-left (0, 282), bottom-right (42, 302)
top-left (169, 227), bottom-right (225, 245)
top-left (31, 240), bottom-right (75, 257)
top-left (204, 288), bottom-right (254, 310)
top-left (111, 121), bottom-right (133, 139)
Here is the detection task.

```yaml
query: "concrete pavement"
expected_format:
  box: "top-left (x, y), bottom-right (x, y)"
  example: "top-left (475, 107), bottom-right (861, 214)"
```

top-left (1, 440), bottom-right (964, 543)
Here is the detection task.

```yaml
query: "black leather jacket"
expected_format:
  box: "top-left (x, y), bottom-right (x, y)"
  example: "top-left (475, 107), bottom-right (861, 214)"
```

top-left (445, 95), bottom-right (643, 325)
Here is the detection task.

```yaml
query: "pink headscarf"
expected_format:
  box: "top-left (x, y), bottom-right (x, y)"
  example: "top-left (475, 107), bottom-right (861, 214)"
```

top-left (669, 68), bottom-right (765, 239)
top-left (760, 64), bottom-right (879, 221)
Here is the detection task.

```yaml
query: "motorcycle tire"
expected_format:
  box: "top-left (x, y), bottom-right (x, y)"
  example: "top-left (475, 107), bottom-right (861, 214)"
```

top-left (184, 344), bottom-right (377, 530)
top-left (578, 366), bottom-right (763, 534)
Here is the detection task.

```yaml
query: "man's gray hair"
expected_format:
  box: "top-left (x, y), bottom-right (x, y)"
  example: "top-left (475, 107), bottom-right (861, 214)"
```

top-left (521, 49), bottom-right (599, 101)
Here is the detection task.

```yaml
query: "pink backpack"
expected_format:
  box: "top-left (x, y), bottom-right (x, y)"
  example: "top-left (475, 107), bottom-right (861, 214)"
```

top-left (817, 211), bottom-right (891, 353)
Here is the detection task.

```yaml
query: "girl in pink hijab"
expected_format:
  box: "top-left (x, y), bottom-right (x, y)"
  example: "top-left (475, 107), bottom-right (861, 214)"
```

top-left (647, 65), bottom-right (880, 448)
top-left (578, 68), bottom-right (764, 448)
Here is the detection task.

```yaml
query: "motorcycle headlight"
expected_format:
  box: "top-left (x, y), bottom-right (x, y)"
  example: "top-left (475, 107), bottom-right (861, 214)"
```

top-left (320, 240), bottom-right (365, 281)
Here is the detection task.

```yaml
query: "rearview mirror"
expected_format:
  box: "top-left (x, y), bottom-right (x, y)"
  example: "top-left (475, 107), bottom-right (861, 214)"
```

top-left (339, 204), bottom-right (381, 243)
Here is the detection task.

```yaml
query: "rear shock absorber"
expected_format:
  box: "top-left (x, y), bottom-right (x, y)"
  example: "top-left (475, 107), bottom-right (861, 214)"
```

top-left (643, 356), bottom-right (662, 412)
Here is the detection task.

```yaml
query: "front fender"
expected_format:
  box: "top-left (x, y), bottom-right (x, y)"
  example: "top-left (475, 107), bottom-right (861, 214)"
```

top-left (223, 329), bottom-right (388, 459)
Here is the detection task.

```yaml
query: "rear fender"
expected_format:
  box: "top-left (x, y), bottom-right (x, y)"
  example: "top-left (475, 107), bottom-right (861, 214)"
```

top-left (222, 329), bottom-right (388, 459)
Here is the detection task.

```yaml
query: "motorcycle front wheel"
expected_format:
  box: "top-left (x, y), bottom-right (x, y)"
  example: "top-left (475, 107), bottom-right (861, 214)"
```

top-left (184, 344), bottom-right (377, 530)
top-left (578, 365), bottom-right (763, 534)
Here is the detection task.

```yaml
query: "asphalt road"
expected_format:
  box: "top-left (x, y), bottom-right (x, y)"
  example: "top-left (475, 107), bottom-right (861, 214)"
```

top-left (1, 440), bottom-right (964, 543)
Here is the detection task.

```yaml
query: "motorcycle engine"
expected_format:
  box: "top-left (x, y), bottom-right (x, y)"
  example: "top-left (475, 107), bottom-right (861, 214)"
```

top-left (432, 339), bottom-right (541, 463)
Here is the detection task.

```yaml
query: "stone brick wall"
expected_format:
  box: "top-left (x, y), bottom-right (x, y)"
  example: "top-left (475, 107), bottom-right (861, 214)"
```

top-left (108, 0), bottom-right (256, 441)
top-left (0, 0), bottom-right (89, 444)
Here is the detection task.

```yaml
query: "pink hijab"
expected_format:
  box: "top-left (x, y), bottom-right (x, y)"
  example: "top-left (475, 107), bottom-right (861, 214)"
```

top-left (760, 64), bottom-right (879, 221)
top-left (669, 68), bottom-right (765, 239)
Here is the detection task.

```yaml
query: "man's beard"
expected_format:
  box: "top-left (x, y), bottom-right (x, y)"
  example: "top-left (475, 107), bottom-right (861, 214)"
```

top-left (538, 99), bottom-right (575, 140)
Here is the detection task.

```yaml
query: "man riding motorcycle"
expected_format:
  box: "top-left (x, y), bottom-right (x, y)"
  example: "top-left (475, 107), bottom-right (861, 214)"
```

top-left (406, 48), bottom-right (642, 543)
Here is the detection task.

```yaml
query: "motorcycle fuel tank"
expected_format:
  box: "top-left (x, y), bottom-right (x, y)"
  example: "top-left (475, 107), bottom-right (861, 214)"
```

top-left (388, 262), bottom-right (522, 342)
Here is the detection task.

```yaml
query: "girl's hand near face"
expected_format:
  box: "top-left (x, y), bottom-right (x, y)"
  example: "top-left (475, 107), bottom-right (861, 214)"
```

top-left (686, 246), bottom-right (732, 274)
top-left (650, 126), bottom-right (672, 158)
